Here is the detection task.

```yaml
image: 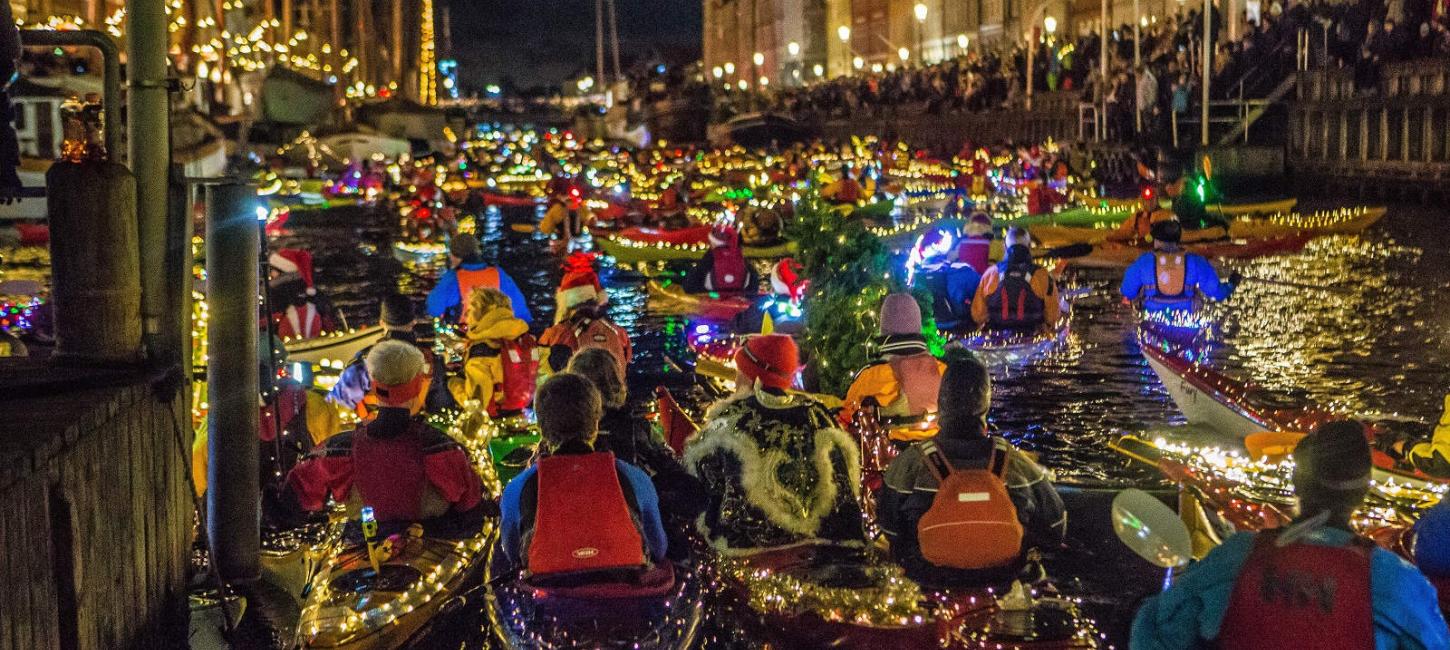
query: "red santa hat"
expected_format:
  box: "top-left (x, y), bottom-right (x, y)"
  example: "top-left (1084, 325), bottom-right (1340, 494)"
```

top-left (734, 334), bottom-right (800, 390)
top-left (557, 253), bottom-right (604, 314)
top-left (269, 249), bottom-right (316, 295)
top-left (770, 258), bottom-right (807, 302)
top-left (708, 223), bottom-right (738, 248)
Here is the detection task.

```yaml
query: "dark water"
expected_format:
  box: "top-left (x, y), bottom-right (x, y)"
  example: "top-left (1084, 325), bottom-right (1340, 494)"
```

top-left (275, 202), bottom-right (1450, 647)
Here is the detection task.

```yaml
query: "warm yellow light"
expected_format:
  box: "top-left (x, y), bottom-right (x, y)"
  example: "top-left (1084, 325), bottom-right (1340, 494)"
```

top-left (712, 65), bottom-right (723, 78)
top-left (837, 25), bottom-right (851, 42)
top-left (787, 41), bottom-right (800, 56)
top-left (759, 76), bottom-right (769, 86)
top-left (852, 56), bottom-right (864, 70)
top-left (898, 47), bottom-right (910, 61)
top-left (914, 3), bottom-right (928, 22)
top-left (753, 51), bottom-right (765, 66)
top-left (724, 61), bottom-right (736, 74)
top-left (1045, 16), bottom-right (1058, 34)
top-left (813, 63), bottom-right (824, 76)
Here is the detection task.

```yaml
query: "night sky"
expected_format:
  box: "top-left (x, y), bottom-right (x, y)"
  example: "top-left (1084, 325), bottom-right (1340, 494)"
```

top-left (443, 0), bottom-right (702, 93)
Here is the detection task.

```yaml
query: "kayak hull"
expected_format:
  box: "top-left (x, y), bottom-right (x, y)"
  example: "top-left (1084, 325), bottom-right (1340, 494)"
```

top-left (284, 324), bottom-right (384, 367)
top-left (1068, 234), bottom-right (1312, 269)
top-left (949, 317), bottom-right (1071, 368)
top-left (1033, 205), bottom-right (1379, 248)
top-left (595, 233), bottom-right (794, 264)
top-left (646, 280), bottom-right (754, 322)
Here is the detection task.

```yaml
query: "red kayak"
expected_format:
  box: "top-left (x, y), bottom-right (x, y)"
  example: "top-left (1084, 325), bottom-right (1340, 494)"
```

top-left (617, 225), bottom-right (712, 247)
top-left (481, 191), bottom-right (541, 207)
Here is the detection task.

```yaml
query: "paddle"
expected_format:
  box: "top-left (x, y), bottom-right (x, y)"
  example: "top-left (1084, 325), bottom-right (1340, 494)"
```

top-left (509, 223), bottom-right (537, 233)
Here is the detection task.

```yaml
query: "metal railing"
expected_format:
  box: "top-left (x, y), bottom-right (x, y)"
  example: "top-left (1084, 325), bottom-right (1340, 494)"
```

top-left (1171, 99), bottom-right (1271, 147)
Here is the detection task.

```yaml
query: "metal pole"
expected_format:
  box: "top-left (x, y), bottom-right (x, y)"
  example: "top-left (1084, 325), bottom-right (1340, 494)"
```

top-left (1201, 0), bottom-right (1211, 146)
top-left (1026, 31), bottom-right (1035, 110)
top-left (127, 0), bottom-right (171, 356)
top-left (595, 0), bottom-right (605, 85)
top-left (1100, 0), bottom-right (1108, 140)
top-left (607, 0), bottom-right (621, 82)
top-left (205, 180), bottom-right (261, 584)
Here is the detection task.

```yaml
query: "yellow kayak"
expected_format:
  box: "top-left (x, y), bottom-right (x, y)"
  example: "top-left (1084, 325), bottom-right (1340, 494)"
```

top-left (1031, 206), bottom-right (1385, 247)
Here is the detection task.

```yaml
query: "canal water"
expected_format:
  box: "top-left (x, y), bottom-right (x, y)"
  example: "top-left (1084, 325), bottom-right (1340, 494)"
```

top-left (257, 200), bottom-right (1450, 645)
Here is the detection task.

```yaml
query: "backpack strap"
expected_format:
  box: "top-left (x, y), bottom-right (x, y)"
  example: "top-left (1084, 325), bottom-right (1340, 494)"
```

top-left (918, 439), bottom-right (955, 483)
top-left (986, 438), bottom-right (1011, 478)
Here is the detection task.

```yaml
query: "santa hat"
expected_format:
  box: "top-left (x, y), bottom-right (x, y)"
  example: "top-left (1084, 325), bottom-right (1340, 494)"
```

top-left (963, 212), bottom-right (993, 237)
top-left (708, 223), bottom-right (738, 248)
top-left (770, 258), bottom-right (806, 302)
top-left (557, 255), bottom-right (603, 315)
top-left (269, 249), bottom-right (316, 295)
top-left (734, 334), bottom-right (800, 390)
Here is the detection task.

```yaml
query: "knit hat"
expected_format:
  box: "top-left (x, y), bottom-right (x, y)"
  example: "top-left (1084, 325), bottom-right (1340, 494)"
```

top-left (709, 223), bottom-right (738, 248)
top-left (269, 249), bottom-right (316, 295)
top-left (365, 340), bottom-right (428, 407)
top-left (734, 334), bottom-right (799, 390)
top-left (449, 233), bottom-right (480, 260)
top-left (963, 212), bottom-right (993, 237)
top-left (878, 293), bottom-right (923, 336)
top-left (770, 258), bottom-right (806, 301)
top-left (1150, 219), bottom-right (1183, 244)
top-left (1003, 226), bottom-right (1031, 249)
top-left (939, 348), bottom-right (992, 422)
top-left (379, 294), bottom-right (416, 331)
top-left (1292, 420), bottom-right (1372, 495)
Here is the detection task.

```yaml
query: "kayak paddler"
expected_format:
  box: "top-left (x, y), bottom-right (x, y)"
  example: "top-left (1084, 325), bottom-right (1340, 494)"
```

top-left (841, 293), bottom-right (946, 442)
top-left (1130, 420), bottom-right (1449, 650)
top-left (284, 340), bottom-right (487, 533)
top-left (424, 233), bottom-right (532, 325)
top-left (681, 224), bottom-right (758, 295)
top-left (971, 227), bottom-right (1063, 334)
top-left (1119, 220), bottom-right (1238, 315)
top-left (821, 163), bottom-right (864, 206)
top-left (1377, 394), bottom-right (1450, 478)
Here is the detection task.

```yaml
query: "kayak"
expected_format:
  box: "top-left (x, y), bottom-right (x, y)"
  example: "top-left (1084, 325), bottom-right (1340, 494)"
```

top-left (1032, 206), bottom-right (1382, 248)
top-left (1067, 234), bottom-right (1312, 269)
top-left (595, 232), bottom-right (794, 264)
top-left (947, 315), bottom-right (1071, 368)
top-left (1138, 337), bottom-right (1449, 491)
top-left (284, 324), bottom-right (384, 367)
top-left (481, 191), bottom-right (542, 207)
top-left (484, 420), bottom-right (541, 485)
top-left (293, 407), bottom-right (498, 649)
top-left (646, 280), bottom-right (754, 322)
top-left (483, 543), bottom-right (705, 649)
top-left (716, 544), bottom-right (1100, 649)
top-left (1002, 198), bottom-right (1300, 231)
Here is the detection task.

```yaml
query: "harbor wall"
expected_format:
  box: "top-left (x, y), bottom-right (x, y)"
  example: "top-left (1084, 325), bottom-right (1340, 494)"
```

top-left (813, 91), bottom-right (1081, 156)
top-left (0, 369), bottom-right (191, 649)
top-left (1289, 60), bottom-right (1450, 201)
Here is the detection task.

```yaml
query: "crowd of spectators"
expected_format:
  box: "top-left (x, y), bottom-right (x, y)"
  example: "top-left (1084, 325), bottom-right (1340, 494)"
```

top-left (684, 0), bottom-right (1450, 145)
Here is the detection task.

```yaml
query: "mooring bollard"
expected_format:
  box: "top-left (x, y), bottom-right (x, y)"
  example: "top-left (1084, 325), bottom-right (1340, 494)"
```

top-left (46, 159), bottom-right (142, 363)
top-left (204, 180), bottom-right (261, 584)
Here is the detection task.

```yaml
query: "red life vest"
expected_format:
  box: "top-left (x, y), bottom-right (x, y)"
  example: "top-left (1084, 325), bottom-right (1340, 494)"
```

top-left (985, 264), bottom-right (1046, 331)
top-left (470, 334), bottom-right (539, 414)
top-left (835, 179), bottom-right (862, 204)
top-left (887, 353), bottom-right (942, 417)
top-left (708, 244), bottom-right (749, 293)
top-left (1215, 529), bottom-right (1374, 650)
top-left (956, 237), bottom-right (991, 274)
top-left (455, 267), bottom-right (501, 325)
top-left (527, 452), bottom-right (647, 578)
top-left (350, 423), bottom-right (430, 523)
top-left (276, 303), bottom-right (323, 339)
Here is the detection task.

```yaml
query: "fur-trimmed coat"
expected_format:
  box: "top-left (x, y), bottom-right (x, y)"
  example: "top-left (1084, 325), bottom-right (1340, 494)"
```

top-left (684, 388), bottom-right (867, 553)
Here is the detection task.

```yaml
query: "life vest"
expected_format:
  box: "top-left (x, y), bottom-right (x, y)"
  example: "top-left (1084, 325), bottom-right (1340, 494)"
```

top-left (350, 422), bottom-right (432, 522)
top-left (886, 354), bottom-right (942, 419)
top-left (276, 303), bottom-right (323, 339)
top-left (707, 243), bottom-right (749, 293)
top-left (985, 263), bottom-right (1046, 331)
top-left (468, 334), bottom-right (539, 414)
top-left (831, 179), bottom-right (862, 204)
top-left (455, 267), bottom-right (501, 324)
top-left (527, 452), bottom-right (648, 579)
top-left (1215, 529), bottom-right (1374, 650)
top-left (915, 438), bottom-right (1023, 570)
top-left (543, 317), bottom-right (630, 377)
top-left (956, 237), bottom-right (991, 274)
top-left (1148, 252), bottom-right (1197, 311)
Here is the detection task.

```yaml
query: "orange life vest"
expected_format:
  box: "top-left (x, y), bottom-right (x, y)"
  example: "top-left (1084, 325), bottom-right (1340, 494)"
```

top-left (1153, 252), bottom-right (1187, 298)
top-left (455, 267), bottom-right (501, 325)
top-left (527, 452), bottom-right (648, 578)
top-left (915, 438), bottom-right (1023, 570)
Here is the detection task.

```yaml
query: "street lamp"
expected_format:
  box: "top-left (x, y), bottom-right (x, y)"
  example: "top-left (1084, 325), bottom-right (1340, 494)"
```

top-left (838, 25), bottom-right (851, 43)
top-left (724, 61), bottom-right (735, 75)
top-left (787, 41), bottom-right (800, 57)
top-left (1044, 16), bottom-right (1057, 34)
top-left (899, 47), bottom-right (910, 62)
top-left (759, 76), bottom-right (769, 86)
top-left (852, 56), bottom-right (864, 70)
top-left (914, 3), bottom-right (928, 64)
top-left (753, 52), bottom-right (765, 66)
top-left (813, 63), bottom-right (824, 76)
top-left (712, 66), bottom-right (723, 79)
top-left (957, 33), bottom-right (969, 56)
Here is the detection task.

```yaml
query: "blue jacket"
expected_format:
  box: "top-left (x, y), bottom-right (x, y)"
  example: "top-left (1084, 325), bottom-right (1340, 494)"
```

top-left (425, 261), bottom-right (532, 324)
top-left (1131, 527), bottom-right (1449, 650)
top-left (1120, 249), bottom-right (1231, 313)
top-left (499, 453), bottom-right (668, 571)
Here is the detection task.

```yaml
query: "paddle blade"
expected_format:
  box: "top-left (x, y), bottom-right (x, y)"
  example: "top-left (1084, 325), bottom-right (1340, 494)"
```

top-left (1112, 488), bottom-right (1193, 568)
top-left (509, 223), bottom-right (537, 233)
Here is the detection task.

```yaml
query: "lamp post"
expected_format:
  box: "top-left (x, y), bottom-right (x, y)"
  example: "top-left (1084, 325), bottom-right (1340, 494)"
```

top-left (957, 33), bottom-right (969, 58)
top-left (914, 3), bottom-right (928, 64)
top-left (838, 25), bottom-right (852, 75)
top-left (787, 41), bottom-right (800, 86)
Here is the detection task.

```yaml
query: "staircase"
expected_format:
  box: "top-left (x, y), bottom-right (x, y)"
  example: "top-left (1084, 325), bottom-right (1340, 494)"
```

top-left (1215, 75), bottom-right (1298, 146)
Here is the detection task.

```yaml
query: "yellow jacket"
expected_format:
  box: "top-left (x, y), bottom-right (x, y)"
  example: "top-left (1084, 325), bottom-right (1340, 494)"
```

top-left (1408, 395), bottom-right (1450, 476)
top-left (191, 387), bottom-right (339, 497)
top-left (540, 202), bottom-right (591, 238)
top-left (971, 263), bottom-right (1062, 329)
top-left (448, 305), bottom-right (530, 410)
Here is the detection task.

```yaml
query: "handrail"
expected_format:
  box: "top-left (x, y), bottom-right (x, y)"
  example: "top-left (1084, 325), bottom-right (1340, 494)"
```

top-left (1224, 37), bottom-right (1295, 100)
top-left (18, 29), bottom-right (121, 158)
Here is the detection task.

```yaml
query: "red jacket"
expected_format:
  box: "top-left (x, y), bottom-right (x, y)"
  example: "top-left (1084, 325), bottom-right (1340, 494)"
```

top-left (286, 415), bottom-right (482, 523)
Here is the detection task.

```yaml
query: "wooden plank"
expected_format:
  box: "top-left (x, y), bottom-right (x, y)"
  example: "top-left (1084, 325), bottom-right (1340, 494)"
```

top-left (1, 489), bottom-right (18, 649)
top-left (11, 478), bottom-right (37, 650)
